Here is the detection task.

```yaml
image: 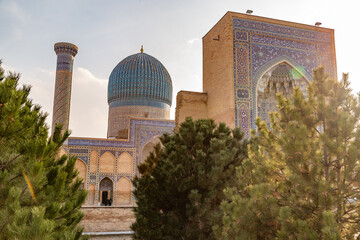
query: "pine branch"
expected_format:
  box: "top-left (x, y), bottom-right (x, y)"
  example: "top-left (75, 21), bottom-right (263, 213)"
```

top-left (0, 186), bottom-right (27, 234)
top-left (0, 153), bottom-right (21, 170)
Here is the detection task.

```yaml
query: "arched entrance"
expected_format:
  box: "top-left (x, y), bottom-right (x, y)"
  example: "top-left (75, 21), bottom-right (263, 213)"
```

top-left (256, 62), bottom-right (308, 127)
top-left (141, 137), bottom-right (161, 164)
top-left (99, 177), bottom-right (113, 206)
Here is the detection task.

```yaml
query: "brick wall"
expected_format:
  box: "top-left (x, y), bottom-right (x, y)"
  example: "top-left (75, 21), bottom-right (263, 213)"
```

top-left (175, 91), bottom-right (208, 131)
top-left (81, 207), bottom-right (134, 233)
top-left (107, 105), bottom-right (170, 138)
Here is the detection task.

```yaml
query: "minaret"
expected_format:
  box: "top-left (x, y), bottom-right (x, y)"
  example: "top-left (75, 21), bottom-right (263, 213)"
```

top-left (51, 42), bottom-right (78, 134)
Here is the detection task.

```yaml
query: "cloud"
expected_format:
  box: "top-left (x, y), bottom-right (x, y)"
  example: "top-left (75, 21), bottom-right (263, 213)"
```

top-left (2, 63), bottom-right (17, 72)
top-left (0, 0), bottom-right (26, 23)
top-left (68, 67), bottom-right (108, 138)
top-left (6, 65), bottom-right (109, 139)
top-left (187, 38), bottom-right (200, 45)
top-left (36, 68), bottom-right (55, 77)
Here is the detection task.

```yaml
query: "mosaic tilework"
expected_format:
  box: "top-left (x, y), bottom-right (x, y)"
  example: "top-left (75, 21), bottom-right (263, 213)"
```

top-left (251, 34), bottom-right (316, 51)
top-left (108, 52), bottom-right (173, 107)
top-left (235, 30), bottom-right (248, 41)
top-left (61, 118), bottom-right (174, 205)
top-left (52, 71), bottom-right (72, 132)
top-left (77, 156), bottom-right (89, 164)
top-left (235, 43), bottom-right (249, 86)
top-left (65, 119), bottom-right (174, 148)
top-left (236, 102), bottom-right (250, 138)
top-left (251, 44), bottom-right (316, 78)
top-left (237, 89), bottom-right (249, 99)
top-left (232, 17), bottom-right (336, 133)
top-left (317, 54), bottom-right (333, 76)
top-left (233, 18), bottom-right (331, 41)
top-left (52, 43), bottom-right (78, 134)
top-left (107, 104), bottom-right (170, 138)
top-left (100, 150), bottom-right (116, 156)
top-left (70, 148), bottom-right (88, 154)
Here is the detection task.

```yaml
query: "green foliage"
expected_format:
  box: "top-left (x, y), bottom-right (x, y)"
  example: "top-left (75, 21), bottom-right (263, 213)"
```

top-left (0, 61), bottom-right (87, 240)
top-left (131, 118), bottom-right (248, 239)
top-left (216, 66), bottom-right (360, 239)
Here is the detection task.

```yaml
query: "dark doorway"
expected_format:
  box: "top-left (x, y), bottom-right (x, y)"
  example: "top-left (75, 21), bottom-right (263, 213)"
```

top-left (99, 177), bottom-right (113, 206)
top-left (101, 191), bottom-right (108, 205)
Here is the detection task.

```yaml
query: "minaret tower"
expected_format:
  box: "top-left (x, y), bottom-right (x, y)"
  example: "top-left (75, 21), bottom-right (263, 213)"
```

top-left (51, 42), bottom-right (78, 134)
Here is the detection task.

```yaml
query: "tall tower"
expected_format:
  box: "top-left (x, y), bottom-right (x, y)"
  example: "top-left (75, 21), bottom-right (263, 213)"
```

top-left (52, 42), bottom-right (78, 133)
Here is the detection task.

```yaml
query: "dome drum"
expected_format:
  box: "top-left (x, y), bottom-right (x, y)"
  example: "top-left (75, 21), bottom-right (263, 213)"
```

top-left (107, 50), bottom-right (173, 138)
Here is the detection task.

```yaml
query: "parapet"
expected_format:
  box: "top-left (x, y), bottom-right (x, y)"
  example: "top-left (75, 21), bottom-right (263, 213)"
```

top-left (175, 91), bottom-right (208, 131)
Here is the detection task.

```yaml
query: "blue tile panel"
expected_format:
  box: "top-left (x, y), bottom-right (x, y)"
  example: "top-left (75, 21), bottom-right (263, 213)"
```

top-left (108, 53), bottom-right (173, 109)
top-left (64, 118), bottom-right (174, 148)
top-left (232, 17), bottom-right (336, 137)
top-left (63, 118), bottom-right (174, 179)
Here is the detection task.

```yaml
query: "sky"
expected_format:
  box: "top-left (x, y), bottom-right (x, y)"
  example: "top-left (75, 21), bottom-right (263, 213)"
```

top-left (1, 0), bottom-right (359, 138)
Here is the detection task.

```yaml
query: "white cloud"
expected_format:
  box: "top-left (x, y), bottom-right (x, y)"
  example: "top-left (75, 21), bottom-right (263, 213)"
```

top-left (187, 38), bottom-right (200, 45)
top-left (36, 68), bottom-right (55, 77)
top-left (2, 63), bottom-right (17, 72)
top-left (68, 67), bottom-right (108, 138)
top-left (6, 65), bottom-right (109, 139)
top-left (0, 0), bottom-right (26, 23)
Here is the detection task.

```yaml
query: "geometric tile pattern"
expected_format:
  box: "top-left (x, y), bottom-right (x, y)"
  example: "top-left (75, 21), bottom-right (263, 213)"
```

top-left (237, 89), bottom-right (249, 99)
top-left (233, 17), bottom-right (336, 135)
top-left (108, 52), bottom-right (173, 108)
top-left (235, 44), bottom-right (249, 86)
top-left (237, 102), bottom-right (250, 138)
top-left (61, 118), bottom-right (174, 204)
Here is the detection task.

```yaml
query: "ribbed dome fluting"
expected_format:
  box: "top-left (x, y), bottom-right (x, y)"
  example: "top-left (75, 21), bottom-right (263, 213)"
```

top-left (108, 52), bottom-right (172, 109)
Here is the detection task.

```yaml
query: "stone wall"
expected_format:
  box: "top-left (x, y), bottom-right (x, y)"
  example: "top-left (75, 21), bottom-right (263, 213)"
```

top-left (175, 91), bottom-right (208, 131)
top-left (81, 206), bottom-right (134, 239)
top-left (85, 234), bottom-right (132, 240)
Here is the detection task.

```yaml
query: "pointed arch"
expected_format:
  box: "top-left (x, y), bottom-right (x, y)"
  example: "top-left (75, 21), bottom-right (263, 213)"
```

top-left (99, 177), bottom-right (113, 206)
top-left (90, 150), bottom-right (98, 173)
top-left (254, 56), bottom-right (311, 91)
top-left (75, 158), bottom-right (87, 188)
top-left (99, 151), bottom-right (115, 173)
top-left (255, 61), bottom-right (309, 127)
top-left (116, 177), bottom-right (132, 205)
top-left (141, 136), bottom-right (161, 164)
top-left (117, 152), bottom-right (133, 174)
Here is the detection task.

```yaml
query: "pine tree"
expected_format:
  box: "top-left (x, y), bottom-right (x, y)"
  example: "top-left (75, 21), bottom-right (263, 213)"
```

top-left (216, 66), bottom-right (360, 239)
top-left (0, 61), bottom-right (87, 240)
top-left (131, 118), bottom-right (248, 239)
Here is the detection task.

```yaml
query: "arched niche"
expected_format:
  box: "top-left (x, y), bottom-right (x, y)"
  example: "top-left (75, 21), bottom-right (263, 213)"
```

top-left (75, 158), bottom-right (87, 189)
top-left (99, 177), bottom-right (113, 206)
top-left (256, 61), bottom-right (308, 127)
top-left (90, 150), bottom-right (98, 173)
top-left (116, 177), bottom-right (132, 205)
top-left (99, 152), bottom-right (115, 173)
top-left (87, 184), bottom-right (96, 205)
top-left (141, 137), bottom-right (161, 164)
top-left (117, 152), bottom-right (133, 174)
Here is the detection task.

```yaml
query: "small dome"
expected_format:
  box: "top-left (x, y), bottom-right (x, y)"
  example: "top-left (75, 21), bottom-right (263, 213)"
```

top-left (108, 51), bottom-right (173, 109)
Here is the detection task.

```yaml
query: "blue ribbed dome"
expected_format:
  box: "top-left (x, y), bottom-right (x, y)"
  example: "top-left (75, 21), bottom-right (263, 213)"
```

top-left (108, 52), bottom-right (173, 109)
